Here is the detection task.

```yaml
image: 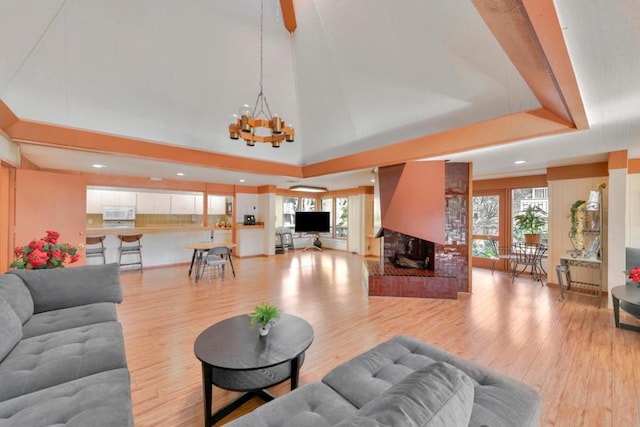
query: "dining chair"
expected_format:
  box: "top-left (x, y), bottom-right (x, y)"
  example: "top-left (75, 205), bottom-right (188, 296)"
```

top-left (510, 242), bottom-right (547, 285)
top-left (203, 246), bottom-right (231, 280)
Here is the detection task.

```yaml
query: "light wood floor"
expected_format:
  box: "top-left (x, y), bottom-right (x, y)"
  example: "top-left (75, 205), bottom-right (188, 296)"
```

top-left (116, 251), bottom-right (640, 426)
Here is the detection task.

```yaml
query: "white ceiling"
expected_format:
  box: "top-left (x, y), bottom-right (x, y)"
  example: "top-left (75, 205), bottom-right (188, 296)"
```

top-left (1, 0), bottom-right (639, 189)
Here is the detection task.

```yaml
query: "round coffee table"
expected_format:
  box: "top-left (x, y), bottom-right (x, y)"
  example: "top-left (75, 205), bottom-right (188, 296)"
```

top-left (194, 313), bottom-right (314, 426)
top-left (611, 285), bottom-right (640, 332)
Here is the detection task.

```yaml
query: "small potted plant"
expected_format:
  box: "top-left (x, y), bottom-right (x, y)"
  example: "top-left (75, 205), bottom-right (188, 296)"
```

top-left (248, 303), bottom-right (280, 336)
top-left (514, 205), bottom-right (547, 245)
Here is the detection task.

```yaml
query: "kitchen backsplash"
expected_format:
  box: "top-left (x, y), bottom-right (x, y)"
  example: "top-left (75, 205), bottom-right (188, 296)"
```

top-left (86, 214), bottom-right (232, 227)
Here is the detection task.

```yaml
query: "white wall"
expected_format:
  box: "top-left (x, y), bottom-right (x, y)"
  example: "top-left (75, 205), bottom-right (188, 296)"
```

top-left (235, 193), bottom-right (259, 224)
top-left (260, 192), bottom-right (276, 255)
top-left (348, 194), bottom-right (364, 255)
top-left (0, 133), bottom-right (19, 165)
top-left (627, 174), bottom-right (640, 247)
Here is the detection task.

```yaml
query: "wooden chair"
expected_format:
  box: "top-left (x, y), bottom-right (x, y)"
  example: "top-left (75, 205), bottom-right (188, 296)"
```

top-left (85, 235), bottom-right (106, 264)
top-left (118, 234), bottom-right (143, 270)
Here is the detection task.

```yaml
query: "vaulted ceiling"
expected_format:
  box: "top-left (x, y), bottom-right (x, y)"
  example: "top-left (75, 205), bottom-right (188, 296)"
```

top-left (0, 0), bottom-right (638, 189)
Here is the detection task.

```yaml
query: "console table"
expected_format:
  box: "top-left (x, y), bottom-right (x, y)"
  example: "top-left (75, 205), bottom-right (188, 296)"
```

top-left (557, 255), bottom-right (603, 307)
top-left (611, 285), bottom-right (640, 332)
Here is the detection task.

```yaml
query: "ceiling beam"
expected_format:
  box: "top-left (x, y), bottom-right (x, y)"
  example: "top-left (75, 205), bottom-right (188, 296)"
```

top-left (471, 0), bottom-right (588, 130)
top-left (7, 119), bottom-right (304, 178)
top-left (280, 0), bottom-right (297, 33)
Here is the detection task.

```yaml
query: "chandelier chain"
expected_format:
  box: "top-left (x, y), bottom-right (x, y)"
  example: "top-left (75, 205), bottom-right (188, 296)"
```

top-left (253, 0), bottom-right (273, 120)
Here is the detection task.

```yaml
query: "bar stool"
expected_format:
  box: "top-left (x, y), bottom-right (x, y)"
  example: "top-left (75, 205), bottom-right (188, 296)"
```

top-left (85, 235), bottom-right (106, 264)
top-left (117, 234), bottom-right (143, 270)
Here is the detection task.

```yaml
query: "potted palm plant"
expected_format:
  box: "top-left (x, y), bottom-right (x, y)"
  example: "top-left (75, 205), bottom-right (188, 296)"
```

top-left (248, 303), bottom-right (280, 336)
top-left (514, 205), bottom-right (547, 245)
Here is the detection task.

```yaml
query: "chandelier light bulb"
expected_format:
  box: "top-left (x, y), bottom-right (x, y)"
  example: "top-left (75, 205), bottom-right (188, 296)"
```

top-left (238, 104), bottom-right (252, 117)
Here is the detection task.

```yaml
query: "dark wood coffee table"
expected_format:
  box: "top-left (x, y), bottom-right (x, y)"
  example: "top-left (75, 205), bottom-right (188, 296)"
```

top-left (194, 313), bottom-right (314, 426)
top-left (612, 285), bottom-right (640, 332)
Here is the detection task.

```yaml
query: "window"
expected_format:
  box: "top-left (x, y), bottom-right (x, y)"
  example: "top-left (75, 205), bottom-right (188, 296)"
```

top-left (283, 197), bottom-right (298, 229)
top-left (321, 198), bottom-right (333, 236)
top-left (335, 197), bottom-right (348, 239)
top-left (511, 187), bottom-right (548, 243)
top-left (301, 198), bottom-right (317, 212)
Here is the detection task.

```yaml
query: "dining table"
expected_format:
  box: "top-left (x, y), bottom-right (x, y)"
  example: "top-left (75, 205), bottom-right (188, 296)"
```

top-left (186, 241), bottom-right (237, 282)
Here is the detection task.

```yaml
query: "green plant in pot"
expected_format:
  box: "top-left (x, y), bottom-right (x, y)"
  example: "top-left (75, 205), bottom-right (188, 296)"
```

top-left (248, 303), bottom-right (280, 336)
top-left (514, 205), bottom-right (547, 245)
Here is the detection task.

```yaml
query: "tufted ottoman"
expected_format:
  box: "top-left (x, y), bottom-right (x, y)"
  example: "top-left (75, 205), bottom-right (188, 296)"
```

top-left (227, 335), bottom-right (541, 426)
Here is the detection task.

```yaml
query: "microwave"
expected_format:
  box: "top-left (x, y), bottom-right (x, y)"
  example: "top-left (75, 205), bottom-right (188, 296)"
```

top-left (103, 206), bottom-right (136, 221)
top-left (244, 215), bottom-right (256, 225)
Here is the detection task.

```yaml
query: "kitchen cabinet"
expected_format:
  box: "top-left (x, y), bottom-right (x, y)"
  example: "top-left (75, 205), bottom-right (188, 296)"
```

top-left (136, 192), bottom-right (171, 214)
top-left (87, 189), bottom-right (137, 213)
top-left (208, 195), bottom-right (227, 215)
top-left (171, 194), bottom-right (196, 215)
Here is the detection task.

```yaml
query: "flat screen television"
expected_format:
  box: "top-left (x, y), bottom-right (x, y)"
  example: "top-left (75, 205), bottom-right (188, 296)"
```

top-left (294, 211), bottom-right (330, 233)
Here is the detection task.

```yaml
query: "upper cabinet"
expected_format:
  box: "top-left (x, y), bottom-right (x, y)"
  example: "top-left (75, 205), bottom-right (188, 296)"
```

top-left (171, 194), bottom-right (197, 215)
top-left (208, 195), bottom-right (227, 215)
top-left (87, 189), bottom-right (137, 213)
top-left (136, 192), bottom-right (171, 214)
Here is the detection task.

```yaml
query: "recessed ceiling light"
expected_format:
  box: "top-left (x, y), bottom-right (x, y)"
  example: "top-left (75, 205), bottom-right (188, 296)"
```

top-left (91, 164), bottom-right (106, 169)
top-left (176, 172), bottom-right (185, 176)
top-left (239, 179), bottom-right (246, 183)
top-left (514, 160), bottom-right (526, 165)
top-left (289, 185), bottom-right (328, 193)
top-left (370, 179), bottom-right (376, 183)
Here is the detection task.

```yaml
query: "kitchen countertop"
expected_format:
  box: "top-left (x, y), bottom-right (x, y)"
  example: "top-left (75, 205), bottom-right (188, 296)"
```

top-left (86, 225), bottom-right (232, 235)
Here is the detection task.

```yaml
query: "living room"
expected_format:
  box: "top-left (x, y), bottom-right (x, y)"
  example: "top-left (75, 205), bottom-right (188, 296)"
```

top-left (1, 0), bottom-right (640, 426)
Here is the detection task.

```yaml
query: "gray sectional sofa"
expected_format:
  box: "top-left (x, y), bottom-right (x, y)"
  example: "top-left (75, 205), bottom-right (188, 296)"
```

top-left (228, 335), bottom-right (542, 427)
top-left (0, 263), bottom-right (133, 427)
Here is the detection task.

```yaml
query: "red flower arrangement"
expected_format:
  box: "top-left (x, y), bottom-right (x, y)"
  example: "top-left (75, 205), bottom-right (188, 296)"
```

top-left (627, 267), bottom-right (640, 287)
top-left (10, 231), bottom-right (80, 270)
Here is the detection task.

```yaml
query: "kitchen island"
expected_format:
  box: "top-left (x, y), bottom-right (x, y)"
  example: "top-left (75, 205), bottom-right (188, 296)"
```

top-left (86, 226), bottom-right (232, 268)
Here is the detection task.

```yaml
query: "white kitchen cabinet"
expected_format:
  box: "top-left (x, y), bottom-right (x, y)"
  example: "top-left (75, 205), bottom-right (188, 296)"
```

top-left (208, 195), bottom-right (227, 215)
top-left (136, 192), bottom-right (171, 214)
top-left (195, 195), bottom-right (204, 215)
top-left (87, 189), bottom-right (137, 213)
top-left (86, 190), bottom-right (102, 214)
top-left (171, 194), bottom-right (196, 215)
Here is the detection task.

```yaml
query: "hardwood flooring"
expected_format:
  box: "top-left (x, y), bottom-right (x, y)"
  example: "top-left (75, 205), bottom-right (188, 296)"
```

top-left (116, 250), bottom-right (640, 426)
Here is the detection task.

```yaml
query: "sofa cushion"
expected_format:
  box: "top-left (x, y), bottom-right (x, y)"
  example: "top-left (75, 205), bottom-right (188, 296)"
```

top-left (0, 368), bottom-right (133, 427)
top-left (0, 274), bottom-right (34, 324)
top-left (335, 362), bottom-right (474, 427)
top-left (22, 302), bottom-right (119, 339)
top-left (0, 321), bottom-right (127, 402)
top-left (225, 382), bottom-right (358, 427)
top-left (0, 297), bottom-right (23, 362)
top-left (7, 263), bottom-right (122, 314)
top-left (324, 336), bottom-right (541, 427)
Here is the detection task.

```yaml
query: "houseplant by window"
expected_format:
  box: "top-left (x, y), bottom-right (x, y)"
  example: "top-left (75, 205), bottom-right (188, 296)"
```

top-left (514, 205), bottom-right (547, 245)
top-left (248, 303), bottom-right (280, 336)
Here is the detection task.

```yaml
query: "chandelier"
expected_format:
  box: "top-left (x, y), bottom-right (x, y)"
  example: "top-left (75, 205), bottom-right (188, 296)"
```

top-left (228, 0), bottom-right (294, 148)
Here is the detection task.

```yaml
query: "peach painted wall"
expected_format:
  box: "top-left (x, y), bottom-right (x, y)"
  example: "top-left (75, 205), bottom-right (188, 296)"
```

top-left (378, 161), bottom-right (445, 244)
top-left (15, 169), bottom-right (88, 266)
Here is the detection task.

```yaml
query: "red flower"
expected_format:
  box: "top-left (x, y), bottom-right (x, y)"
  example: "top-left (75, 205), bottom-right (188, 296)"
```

top-left (27, 249), bottom-right (49, 268)
top-left (629, 267), bottom-right (640, 284)
top-left (10, 231), bottom-right (81, 270)
top-left (45, 230), bottom-right (60, 244)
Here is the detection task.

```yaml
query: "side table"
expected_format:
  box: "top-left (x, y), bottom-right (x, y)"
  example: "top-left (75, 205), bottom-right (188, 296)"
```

top-left (611, 285), bottom-right (640, 332)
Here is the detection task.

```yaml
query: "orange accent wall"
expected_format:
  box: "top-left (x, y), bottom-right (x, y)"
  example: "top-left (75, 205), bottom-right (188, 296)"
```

top-left (0, 164), bottom-right (16, 271)
top-left (15, 169), bottom-right (88, 266)
top-left (474, 174), bottom-right (548, 191)
top-left (608, 150), bottom-right (628, 170)
top-left (547, 162), bottom-right (608, 181)
top-left (379, 162), bottom-right (445, 244)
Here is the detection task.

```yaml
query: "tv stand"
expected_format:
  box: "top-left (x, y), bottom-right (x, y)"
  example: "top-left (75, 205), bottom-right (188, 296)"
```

top-left (303, 235), bottom-right (323, 252)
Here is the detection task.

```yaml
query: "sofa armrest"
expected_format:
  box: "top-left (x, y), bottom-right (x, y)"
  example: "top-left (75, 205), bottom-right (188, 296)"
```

top-left (7, 263), bottom-right (123, 313)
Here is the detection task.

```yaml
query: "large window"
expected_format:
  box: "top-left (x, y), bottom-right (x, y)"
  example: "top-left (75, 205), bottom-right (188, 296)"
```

top-left (321, 198), bottom-right (333, 237)
top-left (512, 187), bottom-right (548, 243)
top-left (283, 195), bottom-right (347, 239)
top-left (472, 195), bottom-right (500, 258)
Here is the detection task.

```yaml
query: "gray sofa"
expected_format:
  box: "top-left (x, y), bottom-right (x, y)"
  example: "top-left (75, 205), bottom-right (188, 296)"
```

top-left (0, 263), bottom-right (133, 427)
top-left (228, 335), bottom-right (541, 426)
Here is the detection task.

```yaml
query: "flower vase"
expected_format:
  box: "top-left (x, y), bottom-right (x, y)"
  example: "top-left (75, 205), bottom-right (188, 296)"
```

top-left (259, 325), bottom-right (270, 336)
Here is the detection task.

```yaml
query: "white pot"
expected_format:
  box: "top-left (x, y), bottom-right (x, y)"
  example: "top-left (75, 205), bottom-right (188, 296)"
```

top-left (259, 326), bottom-right (270, 336)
